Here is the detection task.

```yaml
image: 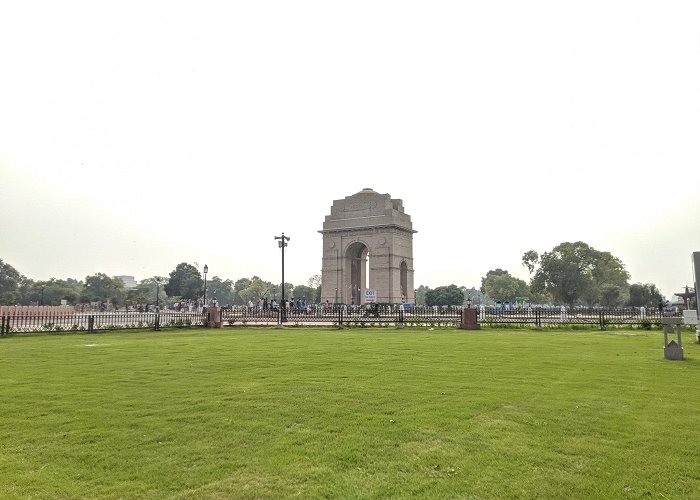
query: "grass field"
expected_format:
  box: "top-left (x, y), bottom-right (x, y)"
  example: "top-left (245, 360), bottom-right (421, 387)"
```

top-left (1, 327), bottom-right (699, 499)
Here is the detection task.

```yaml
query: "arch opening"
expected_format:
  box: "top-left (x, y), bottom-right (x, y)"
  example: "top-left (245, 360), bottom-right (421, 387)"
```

top-left (400, 261), bottom-right (408, 302)
top-left (346, 242), bottom-right (368, 305)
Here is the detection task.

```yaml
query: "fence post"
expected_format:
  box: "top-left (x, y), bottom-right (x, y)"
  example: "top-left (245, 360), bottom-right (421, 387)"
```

top-left (1, 316), bottom-right (5, 336)
top-left (88, 315), bottom-right (95, 333)
top-left (598, 311), bottom-right (605, 330)
top-left (155, 313), bottom-right (160, 331)
top-left (338, 308), bottom-right (343, 327)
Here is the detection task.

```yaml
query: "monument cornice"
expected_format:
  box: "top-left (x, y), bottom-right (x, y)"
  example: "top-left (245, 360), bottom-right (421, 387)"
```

top-left (319, 224), bottom-right (417, 235)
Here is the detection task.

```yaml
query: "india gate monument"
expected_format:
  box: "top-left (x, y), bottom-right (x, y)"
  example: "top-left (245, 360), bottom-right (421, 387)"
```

top-left (320, 188), bottom-right (416, 305)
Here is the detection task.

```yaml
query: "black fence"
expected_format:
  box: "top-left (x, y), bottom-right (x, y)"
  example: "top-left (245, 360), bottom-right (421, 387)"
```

top-left (220, 305), bottom-right (676, 329)
top-left (220, 305), bottom-right (459, 327)
top-left (474, 306), bottom-right (669, 328)
top-left (0, 306), bottom-right (682, 335)
top-left (0, 311), bottom-right (206, 335)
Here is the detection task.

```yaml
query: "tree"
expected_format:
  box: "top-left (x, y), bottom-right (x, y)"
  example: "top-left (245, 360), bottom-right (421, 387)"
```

top-left (0, 259), bottom-right (22, 304)
top-left (23, 278), bottom-right (82, 306)
top-left (292, 285), bottom-right (315, 304)
top-left (307, 274), bottom-right (321, 289)
top-left (583, 251), bottom-right (630, 306)
top-left (164, 263), bottom-right (203, 300)
top-left (238, 277), bottom-right (271, 305)
top-left (523, 242), bottom-right (630, 307)
top-left (232, 278), bottom-right (252, 305)
top-left (81, 273), bottom-right (126, 306)
top-left (414, 285), bottom-right (430, 306)
top-left (628, 283), bottom-right (665, 308)
top-left (307, 275), bottom-right (322, 303)
top-left (481, 271), bottom-right (529, 303)
top-left (425, 285), bottom-right (464, 307)
top-left (461, 287), bottom-right (485, 305)
top-left (206, 276), bottom-right (235, 306)
top-left (480, 269), bottom-right (508, 293)
top-left (128, 276), bottom-right (168, 307)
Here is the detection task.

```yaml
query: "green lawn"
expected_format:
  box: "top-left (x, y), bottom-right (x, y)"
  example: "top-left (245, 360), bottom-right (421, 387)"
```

top-left (1, 327), bottom-right (698, 499)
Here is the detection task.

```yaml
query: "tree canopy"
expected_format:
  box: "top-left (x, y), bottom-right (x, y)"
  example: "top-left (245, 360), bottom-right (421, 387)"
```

top-left (523, 242), bottom-right (630, 307)
top-left (81, 273), bottom-right (126, 306)
top-left (24, 278), bottom-right (82, 306)
top-left (164, 263), bottom-right (203, 300)
top-left (205, 276), bottom-right (235, 306)
top-left (238, 277), bottom-right (271, 305)
top-left (481, 270), bottom-right (529, 303)
top-left (414, 285), bottom-right (430, 306)
top-left (291, 285), bottom-right (315, 303)
top-left (628, 283), bottom-right (665, 308)
top-left (0, 259), bottom-right (22, 304)
top-left (425, 285), bottom-right (464, 307)
top-left (127, 276), bottom-right (168, 306)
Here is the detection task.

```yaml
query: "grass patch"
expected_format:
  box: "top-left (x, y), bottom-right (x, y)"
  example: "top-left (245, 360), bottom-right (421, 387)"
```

top-left (0, 328), bottom-right (698, 498)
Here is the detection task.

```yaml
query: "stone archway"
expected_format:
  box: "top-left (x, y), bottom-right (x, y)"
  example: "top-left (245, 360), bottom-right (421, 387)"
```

top-left (320, 188), bottom-right (416, 305)
top-left (345, 241), bottom-right (368, 305)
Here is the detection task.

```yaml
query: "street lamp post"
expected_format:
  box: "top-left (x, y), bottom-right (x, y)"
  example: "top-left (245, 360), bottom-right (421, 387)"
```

top-left (274, 233), bottom-right (290, 326)
top-left (203, 264), bottom-right (208, 307)
top-left (155, 278), bottom-right (161, 311)
top-left (40, 286), bottom-right (45, 306)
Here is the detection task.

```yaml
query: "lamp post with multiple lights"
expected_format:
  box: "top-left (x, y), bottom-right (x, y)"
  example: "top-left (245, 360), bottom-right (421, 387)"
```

top-left (155, 277), bottom-right (162, 311)
top-left (203, 264), bottom-right (208, 307)
top-left (274, 233), bottom-right (290, 326)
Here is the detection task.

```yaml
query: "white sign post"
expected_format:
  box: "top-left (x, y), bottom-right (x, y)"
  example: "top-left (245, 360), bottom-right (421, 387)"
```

top-left (364, 290), bottom-right (377, 303)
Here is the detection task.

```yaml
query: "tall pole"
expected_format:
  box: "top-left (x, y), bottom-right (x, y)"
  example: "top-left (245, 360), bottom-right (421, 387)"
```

top-left (203, 264), bottom-right (208, 307)
top-left (274, 233), bottom-right (290, 326)
top-left (155, 278), bottom-right (160, 310)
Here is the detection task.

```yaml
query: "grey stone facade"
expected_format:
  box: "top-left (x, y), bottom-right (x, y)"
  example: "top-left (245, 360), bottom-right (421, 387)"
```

top-left (319, 188), bottom-right (416, 305)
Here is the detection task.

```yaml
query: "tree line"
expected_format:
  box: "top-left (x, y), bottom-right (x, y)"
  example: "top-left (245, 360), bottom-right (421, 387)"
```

top-left (0, 260), bottom-right (321, 308)
top-left (416, 241), bottom-right (668, 308)
top-left (0, 241), bottom-right (674, 309)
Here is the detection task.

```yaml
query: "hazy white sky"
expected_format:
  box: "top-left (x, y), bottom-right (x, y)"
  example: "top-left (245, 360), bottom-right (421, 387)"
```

top-left (1, 1), bottom-right (699, 300)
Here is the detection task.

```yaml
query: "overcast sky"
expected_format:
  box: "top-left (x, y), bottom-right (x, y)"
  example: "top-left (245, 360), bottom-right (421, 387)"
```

top-left (1, 1), bottom-right (699, 300)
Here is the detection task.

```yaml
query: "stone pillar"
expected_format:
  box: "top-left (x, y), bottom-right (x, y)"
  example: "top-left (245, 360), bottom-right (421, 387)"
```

top-left (207, 307), bottom-right (223, 328)
top-left (459, 308), bottom-right (480, 330)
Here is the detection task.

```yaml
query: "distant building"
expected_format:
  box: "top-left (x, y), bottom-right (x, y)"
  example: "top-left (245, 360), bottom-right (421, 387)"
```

top-left (116, 275), bottom-right (138, 289)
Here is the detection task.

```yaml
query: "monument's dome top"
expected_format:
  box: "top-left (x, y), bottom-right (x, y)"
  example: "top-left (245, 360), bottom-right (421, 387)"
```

top-left (357, 187), bottom-right (378, 194)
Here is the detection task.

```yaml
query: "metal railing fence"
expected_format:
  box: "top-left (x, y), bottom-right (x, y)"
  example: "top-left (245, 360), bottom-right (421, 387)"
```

top-left (0, 306), bottom-right (680, 335)
top-left (0, 311), bottom-right (206, 335)
top-left (220, 305), bottom-right (674, 329)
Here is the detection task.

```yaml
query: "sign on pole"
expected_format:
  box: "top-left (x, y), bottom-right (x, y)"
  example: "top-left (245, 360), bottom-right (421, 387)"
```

top-left (364, 290), bottom-right (377, 303)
